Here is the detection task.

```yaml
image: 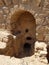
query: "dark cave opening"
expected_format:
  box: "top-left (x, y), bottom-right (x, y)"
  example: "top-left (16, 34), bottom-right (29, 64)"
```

top-left (23, 43), bottom-right (31, 52)
top-left (26, 37), bottom-right (32, 40)
top-left (25, 29), bottom-right (29, 33)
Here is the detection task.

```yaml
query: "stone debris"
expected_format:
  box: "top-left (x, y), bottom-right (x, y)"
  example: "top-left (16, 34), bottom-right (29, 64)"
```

top-left (0, 32), bottom-right (48, 65)
top-left (2, 7), bottom-right (9, 14)
top-left (35, 41), bottom-right (47, 51)
top-left (0, 0), bottom-right (49, 65)
top-left (0, 30), bottom-right (11, 42)
top-left (39, 51), bottom-right (47, 57)
top-left (0, 54), bottom-right (48, 65)
top-left (0, 41), bottom-right (6, 49)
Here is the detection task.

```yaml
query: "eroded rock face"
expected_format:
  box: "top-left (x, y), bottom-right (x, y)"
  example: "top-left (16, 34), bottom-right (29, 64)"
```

top-left (9, 10), bottom-right (36, 58)
top-left (0, 10), bottom-right (36, 58)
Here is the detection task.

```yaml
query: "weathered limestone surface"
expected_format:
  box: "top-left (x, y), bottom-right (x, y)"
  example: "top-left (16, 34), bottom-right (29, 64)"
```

top-left (0, 0), bottom-right (49, 65)
top-left (0, 40), bottom-right (48, 65)
top-left (0, 0), bottom-right (49, 42)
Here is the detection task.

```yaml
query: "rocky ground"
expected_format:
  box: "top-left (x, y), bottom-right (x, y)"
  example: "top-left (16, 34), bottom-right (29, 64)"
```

top-left (0, 0), bottom-right (49, 42)
top-left (0, 30), bottom-right (48, 65)
top-left (0, 41), bottom-right (48, 65)
top-left (0, 0), bottom-right (49, 65)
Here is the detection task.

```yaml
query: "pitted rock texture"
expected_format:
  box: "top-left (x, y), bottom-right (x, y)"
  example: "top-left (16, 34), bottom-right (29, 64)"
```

top-left (0, 10), bottom-right (36, 58)
top-left (0, 40), bottom-right (48, 65)
top-left (0, 0), bottom-right (49, 65)
top-left (0, 0), bottom-right (49, 42)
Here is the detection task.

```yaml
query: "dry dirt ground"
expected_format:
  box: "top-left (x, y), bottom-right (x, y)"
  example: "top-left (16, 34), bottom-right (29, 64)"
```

top-left (0, 30), bottom-right (48, 65)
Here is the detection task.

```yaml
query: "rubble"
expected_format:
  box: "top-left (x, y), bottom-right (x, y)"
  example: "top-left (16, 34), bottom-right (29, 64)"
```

top-left (0, 0), bottom-right (49, 65)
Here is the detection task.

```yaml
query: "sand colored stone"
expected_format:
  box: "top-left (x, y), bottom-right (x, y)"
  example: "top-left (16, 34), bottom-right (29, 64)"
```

top-left (0, 10), bottom-right (36, 58)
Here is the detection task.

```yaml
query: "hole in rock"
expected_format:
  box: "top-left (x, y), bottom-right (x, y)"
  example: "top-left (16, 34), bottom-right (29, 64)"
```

top-left (25, 29), bottom-right (29, 33)
top-left (26, 37), bottom-right (32, 40)
top-left (23, 43), bottom-right (31, 52)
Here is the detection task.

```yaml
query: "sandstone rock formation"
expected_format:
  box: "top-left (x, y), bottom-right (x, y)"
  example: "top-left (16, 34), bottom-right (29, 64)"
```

top-left (0, 0), bottom-right (49, 65)
top-left (0, 10), bottom-right (36, 58)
